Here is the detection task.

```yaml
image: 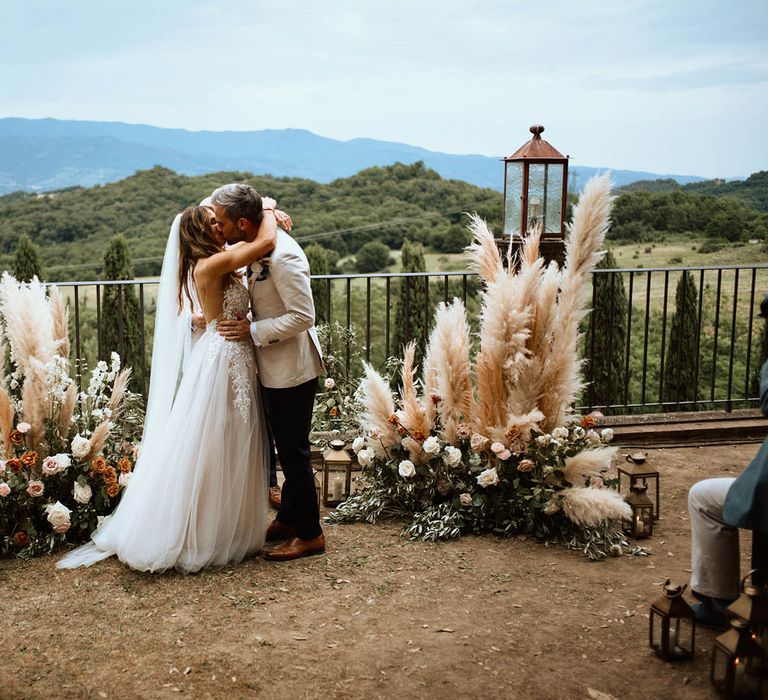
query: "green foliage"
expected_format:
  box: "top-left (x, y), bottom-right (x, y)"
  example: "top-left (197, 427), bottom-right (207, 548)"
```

top-left (101, 236), bottom-right (144, 390)
top-left (13, 233), bottom-right (43, 282)
top-left (585, 250), bottom-right (627, 410)
top-left (305, 243), bottom-right (330, 325)
top-left (354, 241), bottom-right (392, 273)
top-left (663, 271), bottom-right (700, 408)
top-left (0, 162), bottom-right (503, 281)
top-left (684, 171), bottom-right (768, 213)
top-left (393, 240), bottom-right (428, 367)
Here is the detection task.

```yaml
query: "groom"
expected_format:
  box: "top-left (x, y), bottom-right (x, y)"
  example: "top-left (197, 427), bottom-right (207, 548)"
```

top-left (213, 183), bottom-right (325, 561)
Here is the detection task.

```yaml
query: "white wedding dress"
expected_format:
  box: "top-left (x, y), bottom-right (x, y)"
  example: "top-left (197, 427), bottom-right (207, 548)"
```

top-left (57, 280), bottom-right (269, 573)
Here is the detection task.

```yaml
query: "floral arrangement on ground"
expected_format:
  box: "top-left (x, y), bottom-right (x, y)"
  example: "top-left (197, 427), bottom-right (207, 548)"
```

top-left (0, 275), bottom-right (144, 558)
top-left (329, 174), bottom-right (640, 559)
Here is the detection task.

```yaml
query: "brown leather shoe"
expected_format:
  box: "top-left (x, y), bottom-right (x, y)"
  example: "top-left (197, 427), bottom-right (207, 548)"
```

top-left (265, 519), bottom-right (296, 542)
top-left (264, 534), bottom-right (325, 561)
top-left (268, 486), bottom-right (282, 509)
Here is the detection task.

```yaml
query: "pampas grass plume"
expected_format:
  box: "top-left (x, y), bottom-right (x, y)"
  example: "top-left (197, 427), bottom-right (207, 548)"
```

top-left (561, 446), bottom-right (618, 484)
top-left (560, 486), bottom-right (631, 527)
top-left (0, 385), bottom-right (15, 457)
top-left (85, 420), bottom-right (111, 461)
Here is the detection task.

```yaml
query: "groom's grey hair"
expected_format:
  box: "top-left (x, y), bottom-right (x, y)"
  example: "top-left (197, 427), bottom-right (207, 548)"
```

top-left (211, 183), bottom-right (263, 226)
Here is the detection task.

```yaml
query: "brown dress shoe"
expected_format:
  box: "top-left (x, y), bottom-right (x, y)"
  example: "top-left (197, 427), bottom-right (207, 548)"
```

top-left (265, 519), bottom-right (296, 542)
top-left (268, 486), bottom-right (282, 509)
top-left (264, 534), bottom-right (325, 561)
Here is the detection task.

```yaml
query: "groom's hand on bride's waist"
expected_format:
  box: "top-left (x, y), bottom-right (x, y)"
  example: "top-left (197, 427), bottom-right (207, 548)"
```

top-left (219, 317), bottom-right (251, 342)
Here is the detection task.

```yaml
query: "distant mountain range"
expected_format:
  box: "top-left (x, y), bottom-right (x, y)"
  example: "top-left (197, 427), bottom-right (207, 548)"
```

top-left (0, 117), bottom-right (710, 195)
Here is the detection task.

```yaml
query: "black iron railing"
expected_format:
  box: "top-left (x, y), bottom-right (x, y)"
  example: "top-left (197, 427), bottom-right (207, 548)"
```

top-left (51, 264), bottom-right (768, 414)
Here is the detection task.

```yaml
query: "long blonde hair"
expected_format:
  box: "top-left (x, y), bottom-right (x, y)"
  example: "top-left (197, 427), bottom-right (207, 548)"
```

top-left (177, 206), bottom-right (240, 311)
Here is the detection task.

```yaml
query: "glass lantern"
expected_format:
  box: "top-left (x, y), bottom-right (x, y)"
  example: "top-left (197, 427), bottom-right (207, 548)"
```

top-left (502, 125), bottom-right (569, 239)
top-left (649, 580), bottom-right (696, 660)
top-left (711, 617), bottom-right (766, 699)
top-left (618, 451), bottom-right (661, 521)
top-left (623, 482), bottom-right (653, 538)
top-left (727, 570), bottom-right (768, 648)
top-left (322, 439), bottom-right (352, 508)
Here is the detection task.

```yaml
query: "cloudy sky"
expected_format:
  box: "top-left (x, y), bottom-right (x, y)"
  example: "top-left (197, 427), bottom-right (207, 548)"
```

top-left (2, 0), bottom-right (766, 178)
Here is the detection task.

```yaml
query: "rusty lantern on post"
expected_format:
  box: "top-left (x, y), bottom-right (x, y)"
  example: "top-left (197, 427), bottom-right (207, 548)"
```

top-left (502, 124), bottom-right (569, 240)
top-left (649, 580), bottom-right (696, 660)
top-left (623, 482), bottom-right (653, 539)
top-left (711, 617), bottom-right (767, 699)
top-left (322, 439), bottom-right (352, 508)
top-left (618, 451), bottom-right (661, 521)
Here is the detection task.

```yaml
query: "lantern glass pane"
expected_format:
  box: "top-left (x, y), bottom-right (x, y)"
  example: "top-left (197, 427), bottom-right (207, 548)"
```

top-left (504, 162), bottom-right (524, 236)
top-left (544, 163), bottom-right (564, 235)
top-left (650, 610), bottom-right (663, 652)
top-left (527, 164), bottom-right (546, 233)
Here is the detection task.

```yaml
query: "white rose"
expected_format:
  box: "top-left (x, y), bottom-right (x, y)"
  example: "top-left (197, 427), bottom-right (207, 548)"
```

top-left (497, 449), bottom-right (512, 461)
top-left (470, 434), bottom-right (489, 452)
top-left (601, 428), bottom-right (614, 443)
top-left (443, 446), bottom-right (463, 468)
top-left (0, 482), bottom-right (10, 497)
top-left (119, 472), bottom-right (132, 488)
top-left (476, 467), bottom-right (499, 488)
top-left (459, 492), bottom-right (473, 507)
top-left (42, 457), bottom-right (62, 476)
top-left (422, 436), bottom-right (441, 456)
top-left (45, 501), bottom-right (72, 533)
top-left (55, 453), bottom-right (71, 471)
top-left (71, 435), bottom-right (91, 460)
top-left (572, 426), bottom-right (585, 439)
top-left (17, 422), bottom-right (32, 434)
top-left (356, 448), bottom-right (373, 468)
top-left (324, 377), bottom-right (336, 390)
top-left (27, 480), bottom-right (44, 497)
top-left (552, 426), bottom-right (569, 440)
top-left (398, 460), bottom-right (416, 478)
top-left (490, 442), bottom-right (505, 454)
top-left (535, 435), bottom-right (551, 447)
top-left (352, 436), bottom-right (366, 453)
top-left (73, 481), bottom-right (93, 504)
top-left (585, 429), bottom-right (601, 445)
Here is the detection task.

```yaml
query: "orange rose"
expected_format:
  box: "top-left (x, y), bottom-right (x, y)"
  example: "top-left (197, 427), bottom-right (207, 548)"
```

top-left (13, 531), bottom-right (29, 547)
top-left (581, 415), bottom-right (597, 429)
top-left (106, 482), bottom-right (119, 498)
top-left (92, 456), bottom-right (107, 474)
top-left (20, 451), bottom-right (38, 468)
top-left (103, 467), bottom-right (118, 484)
top-left (329, 406), bottom-right (339, 417)
top-left (7, 458), bottom-right (23, 474)
top-left (118, 457), bottom-right (132, 474)
top-left (9, 429), bottom-right (24, 445)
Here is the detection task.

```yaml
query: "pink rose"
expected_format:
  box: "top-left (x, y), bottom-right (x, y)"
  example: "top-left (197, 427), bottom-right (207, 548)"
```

top-left (42, 456), bottom-right (63, 476)
top-left (497, 449), bottom-right (512, 461)
top-left (517, 459), bottom-right (535, 472)
top-left (490, 442), bottom-right (505, 454)
top-left (0, 482), bottom-right (10, 497)
top-left (27, 480), bottom-right (44, 497)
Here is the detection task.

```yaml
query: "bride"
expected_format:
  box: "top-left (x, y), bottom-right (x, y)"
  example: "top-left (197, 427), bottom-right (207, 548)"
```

top-left (57, 199), bottom-right (278, 573)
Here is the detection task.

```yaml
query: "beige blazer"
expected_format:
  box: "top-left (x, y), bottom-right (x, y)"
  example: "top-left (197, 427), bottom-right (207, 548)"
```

top-left (248, 230), bottom-right (324, 388)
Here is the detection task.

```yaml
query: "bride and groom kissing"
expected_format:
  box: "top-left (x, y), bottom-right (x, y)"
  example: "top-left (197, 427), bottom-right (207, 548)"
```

top-left (58, 183), bottom-right (325, 572)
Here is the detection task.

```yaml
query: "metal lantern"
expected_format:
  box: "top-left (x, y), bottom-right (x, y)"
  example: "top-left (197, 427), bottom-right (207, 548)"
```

top-left (312, 468), bottom-right (322, 507)
top-left (321, 439), bottom-right (352, 508)
top-left (623, 482), bottom-right (653, 538)
top-left (649, 580), bottom-right (696, 660)
top-left (502, 124), bottom-right (569, 239)
top-left (711, 617), bottom-right (766, 699)
top-left (618, 451), bottom-right (661, 521)
top-left (727, 570), bottom-right (768, 646)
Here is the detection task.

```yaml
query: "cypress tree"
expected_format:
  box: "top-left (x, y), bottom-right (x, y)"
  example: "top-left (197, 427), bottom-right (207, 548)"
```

top-left (663, 270), bottom-right (700, 408)
top-left (101, 236), bottom-right (143, 391)
top-left (13, 233), bottom-right (43, 282)
top-left (305, 243), bottom-right (329, 325)
top-left (585, 249), bottom-right (627, 410)
top-left (393, 240), bottom-right (428, 367)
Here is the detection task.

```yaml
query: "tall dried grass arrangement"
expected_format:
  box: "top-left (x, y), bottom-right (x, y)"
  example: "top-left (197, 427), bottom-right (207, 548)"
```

top-left (48, 285), bottom-right (70, 359)
top-left (0, 273), bottom-right (57, 376)
top-left (398, 343), bottom-right (431, 440)
top-left (21, 358), bottom-right (50, 454)
top-left (108, 368), bottom-right (132, 417)
top-left (0, 385), bottom-right (15, 457)
top-left (537, 173), bottom-right (614, 430)
top-left (85, 420), bottom-right (111, 461)
top-left (358, 363), bottom-right (399, 455)
top-left (58, 383), bottom-right (77, 438)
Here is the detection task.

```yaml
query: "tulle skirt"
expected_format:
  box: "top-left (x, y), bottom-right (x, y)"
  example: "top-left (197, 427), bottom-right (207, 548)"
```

top-left (57, 327), bottom-right (269, 573)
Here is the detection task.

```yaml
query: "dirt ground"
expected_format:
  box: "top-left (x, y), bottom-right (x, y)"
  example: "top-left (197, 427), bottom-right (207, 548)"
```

top-left (0, 443), bottom-right (759, 700)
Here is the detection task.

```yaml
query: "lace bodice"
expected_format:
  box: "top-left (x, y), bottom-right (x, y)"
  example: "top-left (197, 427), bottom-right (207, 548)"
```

top-left (205, 281), bottom-right (255, 421)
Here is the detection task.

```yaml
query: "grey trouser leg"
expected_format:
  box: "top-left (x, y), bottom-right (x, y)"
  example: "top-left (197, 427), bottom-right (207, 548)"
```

top-left (688, 477), bottom-right (739, 600)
